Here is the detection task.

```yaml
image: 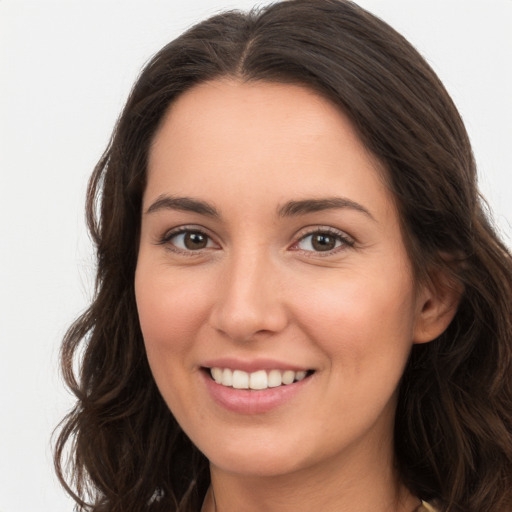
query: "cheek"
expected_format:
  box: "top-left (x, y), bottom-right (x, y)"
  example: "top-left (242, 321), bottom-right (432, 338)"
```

top-left (294, 270), bottom-right (417, 369)
top-left (134, 265), bottom-right (215, 420)
top-left (134, 266), bottom-right (211, 362)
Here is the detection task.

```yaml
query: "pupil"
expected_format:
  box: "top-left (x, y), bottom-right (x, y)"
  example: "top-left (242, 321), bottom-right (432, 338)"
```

top-left (185, 232), bottom-right (207, 249)
top-left (312, 234), bottom-right (335, 251)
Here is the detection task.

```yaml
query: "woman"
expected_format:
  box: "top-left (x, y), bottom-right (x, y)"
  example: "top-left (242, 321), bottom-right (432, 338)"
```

top-left (54, 1), bottom-right (512, 511)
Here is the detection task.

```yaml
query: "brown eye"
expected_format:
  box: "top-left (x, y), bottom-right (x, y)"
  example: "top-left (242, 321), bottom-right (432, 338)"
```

top-left (183, 231), bottom-right (208, 250)
top-left (295, 229), bottom-right (352, 253)
top-left (166, 230), bottom-right (216, 251)
top-left (311, 233), bottom-right (337, 251)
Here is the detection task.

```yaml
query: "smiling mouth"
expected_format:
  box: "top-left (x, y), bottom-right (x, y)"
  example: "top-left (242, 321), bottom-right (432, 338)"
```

top-left (205, 367), bottom-right (315, 391)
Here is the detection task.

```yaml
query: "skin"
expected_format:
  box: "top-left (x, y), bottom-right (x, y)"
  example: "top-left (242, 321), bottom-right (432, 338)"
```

top-left (135, 79), bottom-right (457, 512)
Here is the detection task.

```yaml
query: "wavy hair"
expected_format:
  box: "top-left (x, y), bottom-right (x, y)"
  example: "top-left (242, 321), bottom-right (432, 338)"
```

top-left (54, 1), bottom-right (512, 511)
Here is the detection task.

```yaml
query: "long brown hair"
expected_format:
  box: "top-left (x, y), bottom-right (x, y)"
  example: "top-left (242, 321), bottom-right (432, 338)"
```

top-left (54, 1), bottom-right (512, 511)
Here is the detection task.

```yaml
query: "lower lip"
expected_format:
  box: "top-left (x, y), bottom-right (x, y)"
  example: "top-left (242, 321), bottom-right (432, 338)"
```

top-left (201, 371), bottom-right (312, 414)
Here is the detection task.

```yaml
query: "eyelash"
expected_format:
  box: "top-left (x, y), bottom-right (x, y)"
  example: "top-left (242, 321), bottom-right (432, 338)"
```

top-left (157, 226), bottom-right (218, 256)
top-left (157, 226), bottom-right (355, 256)
top-left (290, 227), bottom-right (355, 256)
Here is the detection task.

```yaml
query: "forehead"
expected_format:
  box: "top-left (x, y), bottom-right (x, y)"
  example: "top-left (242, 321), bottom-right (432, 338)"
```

top-left (146, 79), bottom-right (394, 221)
top-left (151, 79), bottom-right (376, 161)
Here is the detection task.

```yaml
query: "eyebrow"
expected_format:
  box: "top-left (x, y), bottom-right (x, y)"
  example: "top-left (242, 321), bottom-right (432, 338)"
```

top-left (277, 197), bottom-right (375, 220)
top-left (145, 195), bottom-right (374, 221)
top-left (145, 195), bottom-right (220, 217)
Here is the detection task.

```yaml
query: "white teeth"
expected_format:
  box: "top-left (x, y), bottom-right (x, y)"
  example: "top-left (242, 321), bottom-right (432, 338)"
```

top-left (232, 369), bottom-right (249, 389)
top-left (295, 370), bottom-right (307, 382)
top-left (211, 367), bottom-right (223, 383)
top-left (209, 367), bottom-right (310, 390)
top-left (221, 368), bottom-right (233, 386)
top-left (249, 370), bottom-right (268, 390)
top-left (267, 369), bottom-right (282, 388)
top-left (282, 370), bottom-right (295, 385)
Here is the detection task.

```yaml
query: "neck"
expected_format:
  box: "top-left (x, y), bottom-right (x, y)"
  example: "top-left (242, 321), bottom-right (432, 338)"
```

top-left (202, 442), bottom-right (418, 512)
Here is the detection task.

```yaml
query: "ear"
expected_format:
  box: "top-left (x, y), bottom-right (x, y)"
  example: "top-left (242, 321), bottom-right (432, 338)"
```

top-left (413, 270), bottom-right (463, 344)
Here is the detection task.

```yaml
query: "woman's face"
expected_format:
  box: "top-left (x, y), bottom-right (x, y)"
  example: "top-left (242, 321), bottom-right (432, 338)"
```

top-left (135, 79), bottom-right (430, 478)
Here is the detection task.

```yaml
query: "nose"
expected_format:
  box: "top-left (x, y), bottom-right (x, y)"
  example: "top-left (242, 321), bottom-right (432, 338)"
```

top-left (208, 251), bottom-right (289, 342)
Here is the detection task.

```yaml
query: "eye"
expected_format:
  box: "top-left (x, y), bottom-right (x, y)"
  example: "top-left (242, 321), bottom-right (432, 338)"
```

top-left (293, 228), bottom-right (354, 254)
top-left (160, 228), bottom-right (219, 252)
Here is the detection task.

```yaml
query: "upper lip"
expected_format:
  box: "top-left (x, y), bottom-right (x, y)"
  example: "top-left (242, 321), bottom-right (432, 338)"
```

top-left (201, 358), bottom-right (312, 373)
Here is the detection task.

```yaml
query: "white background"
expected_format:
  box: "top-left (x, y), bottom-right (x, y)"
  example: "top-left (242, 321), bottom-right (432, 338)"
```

top-left (0, 1), bottom-right (510, 511)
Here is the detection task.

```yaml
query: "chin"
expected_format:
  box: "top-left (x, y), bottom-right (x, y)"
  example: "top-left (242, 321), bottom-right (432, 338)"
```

top-left (210, 452), bottom-right (307, 478)
top-left (195, 431), bottom-right (311, 478)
